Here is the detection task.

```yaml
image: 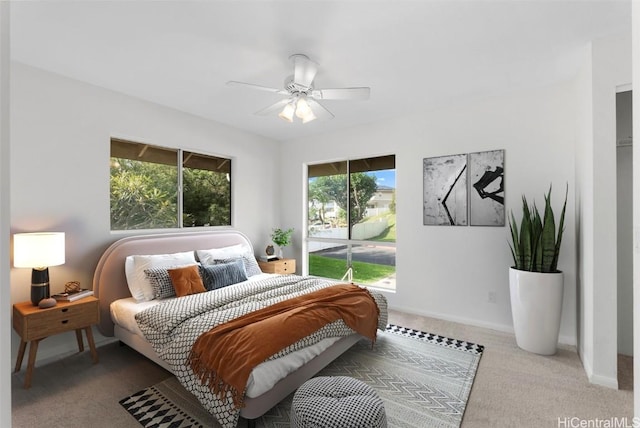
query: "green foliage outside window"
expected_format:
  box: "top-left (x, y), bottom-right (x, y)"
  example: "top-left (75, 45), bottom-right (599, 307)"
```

top-left (182, 168), bottom-right (230, 227)
top-left (308, 172), bottom-right (377, 226)
top-left (110, 157), bottom-right (230, 230)
top-left (110, 159), bottom-right (178, 230)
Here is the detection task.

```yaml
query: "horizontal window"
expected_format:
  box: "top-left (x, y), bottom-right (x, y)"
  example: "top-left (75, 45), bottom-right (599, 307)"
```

top-left (110, 138), bottom-right (231, 231)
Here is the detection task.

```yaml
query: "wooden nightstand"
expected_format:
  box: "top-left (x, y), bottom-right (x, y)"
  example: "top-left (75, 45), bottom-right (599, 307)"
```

top-left (13, 296), bottom-right (100, 388)
top-left (258, 258), bottom-right (296, 274)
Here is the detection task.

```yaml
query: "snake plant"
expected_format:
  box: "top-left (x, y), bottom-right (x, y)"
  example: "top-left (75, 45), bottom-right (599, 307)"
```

top-left (509, 185), bottom-right (567, 273)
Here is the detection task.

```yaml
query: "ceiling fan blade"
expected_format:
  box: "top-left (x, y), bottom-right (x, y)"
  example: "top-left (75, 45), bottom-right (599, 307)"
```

top-left (254, 98), bottom-right (292, 116)
top-left (291, 54), bottom-right (318, 89)
top-left (307, 98), bottom-right (334, 121)
top-left (227, 81), bottom-right (288, 95)
top-left (311, 87), bottom-right (371, 101)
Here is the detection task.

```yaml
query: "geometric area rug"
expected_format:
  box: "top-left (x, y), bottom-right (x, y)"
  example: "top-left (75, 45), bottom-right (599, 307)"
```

top-left (119, 324), bottom-right (484, 428)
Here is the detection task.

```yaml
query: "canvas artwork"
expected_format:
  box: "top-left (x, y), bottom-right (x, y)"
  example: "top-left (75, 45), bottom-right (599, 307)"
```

top-left (468, 149), bottom-right (505, 226)
top-left (423, 154), bottom-right (468, 226)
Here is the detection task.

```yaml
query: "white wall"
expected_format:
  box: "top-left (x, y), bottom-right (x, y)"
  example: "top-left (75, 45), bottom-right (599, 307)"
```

top-left (575, 32), bottom-right (632, 389)
top-left (280, 82), bottom-right (577, 344)
top-left (575, 41), bottom-right (595, 386)
top-left (632, 0), bottom-right (640, 417)
top-left (9, 63), bottom-right (282, 365)
top-left (1, 2), bottom-right (12, 427)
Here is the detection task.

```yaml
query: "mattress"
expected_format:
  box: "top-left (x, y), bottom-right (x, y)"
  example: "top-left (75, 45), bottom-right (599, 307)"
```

top-left (109, 277), bottom-right (342, 398)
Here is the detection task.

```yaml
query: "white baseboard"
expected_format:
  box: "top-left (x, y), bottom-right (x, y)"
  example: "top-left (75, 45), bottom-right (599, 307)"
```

top-left (589, 373), bottom-right (619, 389)
top-left (390, 303), bottom-right (512, 333)
top-left (388, 304), bottom-right (577, 347)
top-left (578, 345), bottom-right (619, 390)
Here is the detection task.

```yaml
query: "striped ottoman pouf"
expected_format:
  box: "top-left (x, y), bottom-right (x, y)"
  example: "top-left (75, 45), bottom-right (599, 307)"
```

top-left (291, 376), bottom-right (387, 428)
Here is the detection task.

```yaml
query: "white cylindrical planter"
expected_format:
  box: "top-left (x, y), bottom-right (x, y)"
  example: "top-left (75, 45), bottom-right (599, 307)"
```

top-left (509, 267), bottom-right (564, 355)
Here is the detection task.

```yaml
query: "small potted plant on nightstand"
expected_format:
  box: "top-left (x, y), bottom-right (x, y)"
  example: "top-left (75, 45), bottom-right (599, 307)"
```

top-left (271, 227), bottom-right (294, 260)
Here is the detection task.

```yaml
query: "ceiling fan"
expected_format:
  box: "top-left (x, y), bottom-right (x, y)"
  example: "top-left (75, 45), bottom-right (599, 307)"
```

top-left (227, 54), bottom-right (370, 124)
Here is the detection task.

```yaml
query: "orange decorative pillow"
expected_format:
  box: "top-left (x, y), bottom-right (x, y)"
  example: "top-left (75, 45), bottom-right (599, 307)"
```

top-left (168, 265), bottom-right (206, 297)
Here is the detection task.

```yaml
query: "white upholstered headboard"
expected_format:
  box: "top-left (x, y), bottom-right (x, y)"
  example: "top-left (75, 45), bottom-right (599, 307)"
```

top-left (92, 229), bottom-right (253, 336)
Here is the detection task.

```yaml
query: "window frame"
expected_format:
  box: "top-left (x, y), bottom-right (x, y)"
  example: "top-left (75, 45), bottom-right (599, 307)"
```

top-left (109, 138), bottom-right (232, 232)
top-left (305, 154), bottom-right (396, 289)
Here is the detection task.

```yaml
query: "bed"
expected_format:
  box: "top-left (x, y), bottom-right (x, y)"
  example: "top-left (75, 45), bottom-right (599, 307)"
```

top-left (93, 229), bottom-right (388, 427)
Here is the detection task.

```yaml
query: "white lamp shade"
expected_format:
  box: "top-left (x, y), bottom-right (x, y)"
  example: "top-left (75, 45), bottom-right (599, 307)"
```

top-left (278, 102), bottom-right (295, 122)
top-left (295, 96), bottom-right (316, 123)
top-left (14, 232), bottom-right (65, 268)
top-left (295, 97), bottom-right (311, 119)
top-left (301, 109), bottom-right (317, 123)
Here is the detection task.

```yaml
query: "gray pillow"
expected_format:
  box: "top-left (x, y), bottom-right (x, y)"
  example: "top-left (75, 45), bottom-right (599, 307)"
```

top-left (200, 259), bottom-right (248, 291)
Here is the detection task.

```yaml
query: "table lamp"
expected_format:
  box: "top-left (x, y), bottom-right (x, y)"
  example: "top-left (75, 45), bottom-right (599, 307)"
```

top-left (14, 232), bottom-right (65, 306)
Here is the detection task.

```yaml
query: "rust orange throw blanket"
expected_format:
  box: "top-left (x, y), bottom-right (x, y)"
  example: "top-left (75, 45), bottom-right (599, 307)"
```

top-left (188, 283), bottom-right (379, 408)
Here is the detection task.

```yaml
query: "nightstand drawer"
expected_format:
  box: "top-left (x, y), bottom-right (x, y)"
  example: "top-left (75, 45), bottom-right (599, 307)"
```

top-left (28, 308), bottom-right (97, 339)
top-left (13, 298), bottom-right (99, 341)
top-left (278, 259), bottom-right (294, 273)
top-left (258, 258), bottom-right (296, 274)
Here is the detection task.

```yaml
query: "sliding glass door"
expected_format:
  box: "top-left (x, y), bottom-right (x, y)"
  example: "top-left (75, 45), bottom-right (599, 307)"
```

top-left (307, 155), bottom-right (396, 290)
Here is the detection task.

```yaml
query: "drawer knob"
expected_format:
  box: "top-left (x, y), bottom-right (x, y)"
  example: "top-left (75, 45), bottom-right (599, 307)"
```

top-left (61, 320), bottom-right (69, 324)
top-left (61, 308), bottom-right (69, 313)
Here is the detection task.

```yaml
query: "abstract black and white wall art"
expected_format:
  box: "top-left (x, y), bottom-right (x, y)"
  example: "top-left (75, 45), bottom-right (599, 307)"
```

top-left (468, 149), bottom-right (505, 226)
top-left (423, 154), bottom-right (468, 225)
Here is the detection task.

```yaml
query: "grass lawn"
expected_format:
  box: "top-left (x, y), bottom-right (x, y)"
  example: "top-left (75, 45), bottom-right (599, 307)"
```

top-left (309, 254), bottom-right (395, 283)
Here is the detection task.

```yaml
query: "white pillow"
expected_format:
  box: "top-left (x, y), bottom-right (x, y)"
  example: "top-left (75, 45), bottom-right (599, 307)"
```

top-left (196, 244), bottom-right (247, 265)
top-left (125, 251), bottom-right (197, 302)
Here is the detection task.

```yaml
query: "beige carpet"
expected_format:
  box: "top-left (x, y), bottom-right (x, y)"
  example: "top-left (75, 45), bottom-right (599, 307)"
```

top-left (618, 354), bottom-right (633, 391)
top-left (12, 309), bottom-right (634, 427)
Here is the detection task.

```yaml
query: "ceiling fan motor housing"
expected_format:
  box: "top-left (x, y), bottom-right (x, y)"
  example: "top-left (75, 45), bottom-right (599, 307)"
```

top-left (284, 76), bottom-right (311, 95)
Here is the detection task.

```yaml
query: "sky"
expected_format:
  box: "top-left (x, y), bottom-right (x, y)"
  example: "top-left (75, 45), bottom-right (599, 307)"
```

top-left (371, 169), bottom-right (396, 189)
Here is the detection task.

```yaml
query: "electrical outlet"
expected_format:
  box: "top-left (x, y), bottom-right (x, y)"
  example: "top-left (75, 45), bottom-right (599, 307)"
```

top-left (488, 291), bottom-right (497, 304)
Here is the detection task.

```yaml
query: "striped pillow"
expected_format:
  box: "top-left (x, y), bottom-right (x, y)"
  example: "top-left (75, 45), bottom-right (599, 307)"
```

top-left (199, 259), bottom-right (248, 291)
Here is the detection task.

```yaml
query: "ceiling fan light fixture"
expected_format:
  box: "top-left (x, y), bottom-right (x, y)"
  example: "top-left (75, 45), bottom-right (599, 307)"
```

top-left (301, 109), bottom-right (316, 123)
top-left (278, 102), bottom-right (295, 122)
top-left (295, 96), bottom-right (312, 119)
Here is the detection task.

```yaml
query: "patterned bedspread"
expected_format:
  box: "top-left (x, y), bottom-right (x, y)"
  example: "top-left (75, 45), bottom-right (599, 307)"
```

top-left (135, 274), bottom-right (388, 428)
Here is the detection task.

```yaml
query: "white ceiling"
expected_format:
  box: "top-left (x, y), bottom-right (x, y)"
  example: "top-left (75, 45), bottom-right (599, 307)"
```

top-left (9, 1), bottom-right (631, 142)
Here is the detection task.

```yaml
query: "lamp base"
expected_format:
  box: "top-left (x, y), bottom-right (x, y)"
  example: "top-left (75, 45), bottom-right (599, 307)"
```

top-left (30, 267), bottom-right (50, 306)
